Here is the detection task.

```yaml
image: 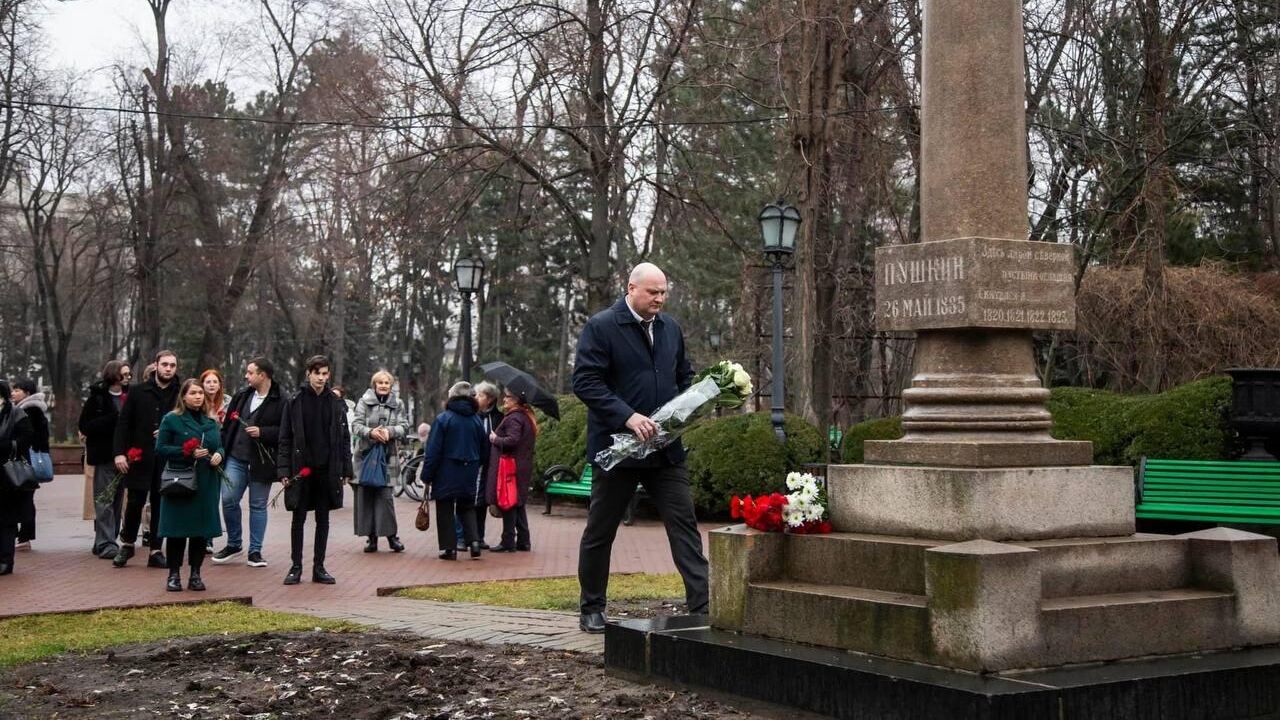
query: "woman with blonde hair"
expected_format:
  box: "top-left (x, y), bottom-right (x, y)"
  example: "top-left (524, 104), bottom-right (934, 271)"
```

top-left (154, 378), bottom-right (225, 591)
top-left (199, 369), bottom-right (229, 425)
top-left (351, 370), bottom-right (410, 552)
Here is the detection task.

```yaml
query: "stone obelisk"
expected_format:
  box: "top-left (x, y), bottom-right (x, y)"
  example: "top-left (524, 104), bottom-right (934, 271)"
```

top-left (706, 0), bottom-right (1280, 680)
top-left (865, 0), bottom-right (1090, 469)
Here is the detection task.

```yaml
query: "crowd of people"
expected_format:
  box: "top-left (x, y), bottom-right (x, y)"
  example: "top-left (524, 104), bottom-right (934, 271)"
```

top-left (1, 262), bottom-right (713, 639)
top-left (0, 352), bottom-right (542, 589)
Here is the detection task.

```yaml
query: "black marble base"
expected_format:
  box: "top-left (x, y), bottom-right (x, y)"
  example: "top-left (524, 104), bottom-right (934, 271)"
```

top-left (605, 616), bottom-right (1280, 720)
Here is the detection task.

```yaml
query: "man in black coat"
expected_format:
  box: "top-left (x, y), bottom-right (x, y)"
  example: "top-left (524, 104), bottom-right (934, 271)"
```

top-left (78, 360), bottom-right (132, 558)
top-left (276, 355), bottom-right (353, 586)
top-left (213, 356), bottom-right (284, 568)
top-left (112, 350), bottom-right (180, 569)
top-left (573, 262), bottom-right (708, 633)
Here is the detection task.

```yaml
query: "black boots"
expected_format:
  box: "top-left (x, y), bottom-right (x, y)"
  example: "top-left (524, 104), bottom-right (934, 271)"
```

top-left (166, 570), bottom-right (182, 592)
top-left (188, 568), bottom-right (206, 591)
top-left (283, 565), bottom-right (303, 585)
top-left (312, 564), bottom-right (335, 584)
top-left (147, 551), bottom-right (167, 568)
top-left (469, 541), bottom-right (483, 559)
top-left (438, 549), bottom-right (457, 560)
top-left (364, 537), bottom-right (378, 553)
top-left (387, 536), bottom-right (405, 553)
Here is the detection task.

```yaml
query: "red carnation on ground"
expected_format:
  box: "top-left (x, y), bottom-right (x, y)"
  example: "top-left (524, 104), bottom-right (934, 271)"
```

top-left (126, 447), bottom-right (143, 463)
top-left (181, 438), bottom-right (201, 457)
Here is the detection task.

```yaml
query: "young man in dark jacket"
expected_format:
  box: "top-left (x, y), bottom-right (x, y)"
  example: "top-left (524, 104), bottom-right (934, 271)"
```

top-left (276, 355), bottom-right (352, 585)
top-left (572, 263), bottom-right (708, 633)
top-left (78, 360), bottom-right (132, 558)
top-left (213, 357), bottom-right (284, 568)
top-left (112, 350), bottom-right (180, 569)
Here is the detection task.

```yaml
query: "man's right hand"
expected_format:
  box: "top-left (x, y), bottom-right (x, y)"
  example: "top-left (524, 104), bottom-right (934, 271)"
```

top-left (245, 425), bottom-right (261, 438)
top-left (114, 455), bottom-right (129, 474)
top-left (626, 413), bottom-right (659, 443)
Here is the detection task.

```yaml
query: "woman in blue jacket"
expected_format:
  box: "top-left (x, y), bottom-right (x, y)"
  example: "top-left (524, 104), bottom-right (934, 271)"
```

top-left (420, 382), bottom-right (488, 560)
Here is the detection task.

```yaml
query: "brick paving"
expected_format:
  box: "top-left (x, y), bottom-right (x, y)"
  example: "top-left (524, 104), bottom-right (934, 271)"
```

top-left (0, 474), bottom-right (716, 655)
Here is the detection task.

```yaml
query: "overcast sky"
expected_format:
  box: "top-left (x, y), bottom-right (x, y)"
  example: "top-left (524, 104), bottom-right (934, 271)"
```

top-left (40, 0), bottom-right (266, 99)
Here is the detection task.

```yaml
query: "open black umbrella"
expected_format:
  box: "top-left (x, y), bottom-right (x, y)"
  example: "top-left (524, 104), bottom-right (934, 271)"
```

top-left (478, 361), bottom-right (561, 420)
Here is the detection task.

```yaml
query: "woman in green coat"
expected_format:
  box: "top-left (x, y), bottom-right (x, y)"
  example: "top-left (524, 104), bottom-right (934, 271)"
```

top-left (155, 378), bottom-right (225, 592)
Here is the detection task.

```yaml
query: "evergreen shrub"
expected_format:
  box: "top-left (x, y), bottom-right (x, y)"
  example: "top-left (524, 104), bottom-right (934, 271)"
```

top-left (683, 412), bottom-right (824, 515)
top-left (533, 395), bottom-right (588, 480)
top-left (840, 376), bottom-right (1233, 467)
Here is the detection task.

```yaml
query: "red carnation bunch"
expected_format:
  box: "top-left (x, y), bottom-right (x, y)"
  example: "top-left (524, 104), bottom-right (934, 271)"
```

top-left (126, 447), bottom-right (144, 463)
top-left (729, 493), bottom-right (788, 533)
top-left (181, 437), bottom-right (201, 457)
top-left (789, 519), bottom-right (834, 535)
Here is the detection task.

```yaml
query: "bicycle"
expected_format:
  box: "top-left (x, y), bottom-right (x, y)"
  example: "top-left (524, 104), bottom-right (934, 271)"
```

top-left (395, 438), bottom-right (426, 502)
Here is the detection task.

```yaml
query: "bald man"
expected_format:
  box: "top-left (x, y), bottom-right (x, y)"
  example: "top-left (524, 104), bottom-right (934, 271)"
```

top-left (572, 263), bottom-right (709, 633)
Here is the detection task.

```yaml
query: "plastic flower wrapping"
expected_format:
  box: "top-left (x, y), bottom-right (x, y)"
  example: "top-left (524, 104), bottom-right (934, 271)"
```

top-left (593, 360), bottom-right (753, 471)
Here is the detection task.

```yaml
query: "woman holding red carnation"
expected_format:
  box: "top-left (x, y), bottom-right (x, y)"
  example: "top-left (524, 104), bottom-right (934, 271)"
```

top-left (154, 379), bottom-right (225, 592)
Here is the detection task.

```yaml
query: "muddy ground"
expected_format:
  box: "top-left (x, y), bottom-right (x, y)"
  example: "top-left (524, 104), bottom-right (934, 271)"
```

top-left (0, 601), bottom-right (776, 720)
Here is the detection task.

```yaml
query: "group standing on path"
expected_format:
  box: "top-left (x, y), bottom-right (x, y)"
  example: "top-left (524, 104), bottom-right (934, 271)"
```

top-left (1, 261), bottom-right (712, 637)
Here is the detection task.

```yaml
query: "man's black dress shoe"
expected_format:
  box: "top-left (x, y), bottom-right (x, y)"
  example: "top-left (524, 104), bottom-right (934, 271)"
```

top-left (579, 612), bottom-right (607, 634)
top-left (438, 549), bottom-right (457, 560)
top-left (283, 565), bottom-right (303, 585)
top-left (312, 565), bottom-right (336, 584)
top-left (0, 563), bottom-right (13, 575)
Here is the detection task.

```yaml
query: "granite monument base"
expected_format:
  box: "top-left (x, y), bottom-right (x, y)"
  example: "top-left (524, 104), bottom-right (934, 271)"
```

top-left (606, 615), bottom-right (1280, 720)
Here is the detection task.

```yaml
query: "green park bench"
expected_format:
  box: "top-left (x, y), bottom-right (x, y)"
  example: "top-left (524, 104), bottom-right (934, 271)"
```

top-left (1135, 457), bottom-right (1280, 525)
top-left (540, 464), bottom-right (644, 526)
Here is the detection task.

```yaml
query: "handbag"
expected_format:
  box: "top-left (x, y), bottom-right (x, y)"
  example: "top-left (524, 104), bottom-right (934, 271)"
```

top-left (414, 499), bottom-right (431, 531)
top-left (358, 443), bottom-right (389, 488)
top-left (2, 457), bottom-right (37, 490)
top-left (159, 462), bottom-right (198, 498)
top-left (28, 449), bottom-right (54, 482)
top-left (496, 454), bottom-right (519, 511)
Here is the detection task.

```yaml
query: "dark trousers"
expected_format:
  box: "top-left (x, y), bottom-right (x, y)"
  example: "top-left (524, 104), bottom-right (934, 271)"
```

top-left (15, 490), bottom-right (34, 542)
top-left (165, 537), bottom-right (206, 570)
top-left (437, 499), bottom-right (477, 552)
top-left (290, 507), bottom-right (330, 566)
top-left (500, 505), bottom-right (530, 549)
top-left (578, 463), bottom-right (708, 614)
top-left (454, 505), bottom-right (488, 546)
top-left (290, 467), bottom-right (333, 567)
top-left (0, 496), bottom-right (17, 568)
top-left (120, 478), bottom-right (161, 549)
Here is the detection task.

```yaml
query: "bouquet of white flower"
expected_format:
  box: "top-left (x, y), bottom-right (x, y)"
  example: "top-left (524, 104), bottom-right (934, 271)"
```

top-left (593, 360), bottom-right (753, 471)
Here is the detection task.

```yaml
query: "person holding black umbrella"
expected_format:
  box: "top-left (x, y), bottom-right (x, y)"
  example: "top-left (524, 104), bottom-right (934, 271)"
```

top-left (486, 387), bottom-right (538, 551)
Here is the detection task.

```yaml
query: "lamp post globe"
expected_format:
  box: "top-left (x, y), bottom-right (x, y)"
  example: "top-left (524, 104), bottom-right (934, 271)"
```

top-left (453, 255), bottom-right (486, 380)
top-left (760, 200), bottom-right (801, 443)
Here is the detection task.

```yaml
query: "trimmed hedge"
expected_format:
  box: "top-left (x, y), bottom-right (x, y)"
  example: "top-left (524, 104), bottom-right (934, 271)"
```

top-left (684, 412), bottom-right (825, 515)
top-left (840, 376), bottom-right (1233, 466)
top-left (533, 395), bottom-right (588, 480)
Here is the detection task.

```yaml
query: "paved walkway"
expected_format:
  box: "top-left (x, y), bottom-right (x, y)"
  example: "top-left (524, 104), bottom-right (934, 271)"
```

top-left (0, 474), bottom-right (717, 655)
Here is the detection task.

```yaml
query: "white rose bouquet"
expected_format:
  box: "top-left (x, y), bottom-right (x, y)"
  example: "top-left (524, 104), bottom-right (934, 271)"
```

top-left (593, 360), bottom-right (753, 471)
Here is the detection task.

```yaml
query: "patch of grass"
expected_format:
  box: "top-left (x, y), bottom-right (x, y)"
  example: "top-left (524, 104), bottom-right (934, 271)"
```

top-left (396, 573), bottom-right (685, 611)
top-left (0, 601), bottom-right (359, 668)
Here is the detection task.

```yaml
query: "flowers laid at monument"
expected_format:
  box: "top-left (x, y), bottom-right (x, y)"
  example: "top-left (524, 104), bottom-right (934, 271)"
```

top-left (729, 471), bottom-right (832, 534)
top-left (594, 360), bottom-right (753, 471)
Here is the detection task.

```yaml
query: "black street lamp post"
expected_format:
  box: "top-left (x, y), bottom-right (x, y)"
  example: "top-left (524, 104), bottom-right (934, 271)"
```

top-left (454, 255), bottom-right (486, 381)
top-left (759, 200), bottom-right (801, 443)
top-left (708, 329), bottom-right (724, 416)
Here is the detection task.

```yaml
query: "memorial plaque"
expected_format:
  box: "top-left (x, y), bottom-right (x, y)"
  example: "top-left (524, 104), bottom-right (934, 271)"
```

top-left (874, 237), bottom-right (1076, 332)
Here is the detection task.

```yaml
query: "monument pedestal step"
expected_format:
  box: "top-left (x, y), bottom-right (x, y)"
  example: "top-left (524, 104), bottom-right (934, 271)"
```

top-left (605, 615), bottom-right (1280, 720)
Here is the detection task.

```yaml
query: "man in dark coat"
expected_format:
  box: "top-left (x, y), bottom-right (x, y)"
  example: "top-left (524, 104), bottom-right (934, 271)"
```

top-left (276, 355), bottom-right (353, 586)
top-left (572, 262), bottom-right (708, 633)
top-left (213, 356), bottom-right (284, 568)
top-left (112, 350), bottom-right (180, 569)
top-left (78, 360), bottom-right (132, 558)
